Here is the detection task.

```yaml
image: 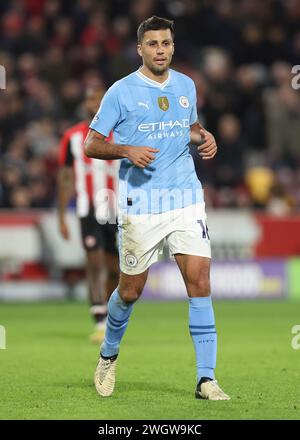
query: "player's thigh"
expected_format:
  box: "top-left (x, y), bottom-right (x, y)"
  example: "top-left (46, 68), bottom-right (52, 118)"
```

top-left (166, 203), bottom-right (211, 261)
top-left (102, 223), bottom-right (119, 256)
top-left (80, 211), bottom-right (104, 252)
top-left (175, 253), bottom-right (211, 297)
top-left (118, 269), bottom-right (149, 303)
top-left (118, 214), bottom-right (165, 275)
top-left (104, 252), bottom-right (120, 275)
top-left (86, 248), bottom-right (105, 271)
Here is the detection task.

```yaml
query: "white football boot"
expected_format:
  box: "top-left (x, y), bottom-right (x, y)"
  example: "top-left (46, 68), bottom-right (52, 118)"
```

top-left (195, 379), bottom-right (231, 401)
top-left (94, 355), bottom-right (118, 397)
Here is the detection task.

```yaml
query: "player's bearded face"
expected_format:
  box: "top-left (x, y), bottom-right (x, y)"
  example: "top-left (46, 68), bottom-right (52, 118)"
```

top-left (138, 29), bottom-right (174, 76)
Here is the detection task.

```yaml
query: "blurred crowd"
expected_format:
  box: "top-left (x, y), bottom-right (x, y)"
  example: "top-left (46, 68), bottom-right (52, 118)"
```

top-left (0, 0), bottom-right (300, 214)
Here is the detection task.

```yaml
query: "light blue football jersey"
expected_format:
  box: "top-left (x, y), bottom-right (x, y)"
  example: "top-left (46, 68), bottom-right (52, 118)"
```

top-left (89, 68), bottom-right (204, 215)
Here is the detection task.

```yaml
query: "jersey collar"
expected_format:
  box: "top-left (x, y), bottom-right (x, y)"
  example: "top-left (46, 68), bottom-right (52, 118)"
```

top-left (136, 68), bottom-right (171, 89)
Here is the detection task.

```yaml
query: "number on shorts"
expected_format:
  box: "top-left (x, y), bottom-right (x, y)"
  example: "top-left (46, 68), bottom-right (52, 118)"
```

top-left (197, 219), bottom-right (210, 240)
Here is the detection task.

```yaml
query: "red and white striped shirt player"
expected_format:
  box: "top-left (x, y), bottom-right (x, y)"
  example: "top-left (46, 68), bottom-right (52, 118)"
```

top-left (57, 98), bottom-right (120, 345)
top-left (59, 121), bottom-right (119, 220)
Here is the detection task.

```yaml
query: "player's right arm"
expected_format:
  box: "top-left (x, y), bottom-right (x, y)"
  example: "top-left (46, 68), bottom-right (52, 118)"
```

top-left (84, 83), bottom-right (158, 169)
top-left (57, 166), bottom-right (74, 240)
top-left (57, 133), bottom-right (75, 240)
top-left (84, 129), bottom-right (159, 169)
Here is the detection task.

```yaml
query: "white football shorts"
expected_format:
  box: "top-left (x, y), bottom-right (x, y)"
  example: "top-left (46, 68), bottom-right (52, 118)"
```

top-left (118, 203), bottom-right (211, 275)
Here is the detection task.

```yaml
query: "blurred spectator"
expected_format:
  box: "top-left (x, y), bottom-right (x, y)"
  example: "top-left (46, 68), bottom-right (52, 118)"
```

top-left (215, 114), bottom-right (246, 188)
top-left (245, 166), bottom-right (275, 208)
top-left (266, 182), bottom-right (295, 216)
top-left (9, 186), bottom-right (31, 209)
top-left (264, 84), bottom-right (300, 168)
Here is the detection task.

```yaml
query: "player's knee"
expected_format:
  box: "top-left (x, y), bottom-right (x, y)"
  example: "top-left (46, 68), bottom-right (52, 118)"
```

top-left (86, 251), bottom-right (103, 272)
top-left (119, 287), bottom-right (141, 304)
top-left (88, 261), bottom-right (102, 274)
top-left (187, 274), bottom-right (210, 295)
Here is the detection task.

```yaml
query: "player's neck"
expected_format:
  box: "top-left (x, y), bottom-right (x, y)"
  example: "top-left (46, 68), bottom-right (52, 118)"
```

top-left (139, 65), bottom-right (169, 84)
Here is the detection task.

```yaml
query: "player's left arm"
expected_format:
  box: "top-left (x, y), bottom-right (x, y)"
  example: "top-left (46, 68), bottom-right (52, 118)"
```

top-left (190, 122), bottom-right (217, 160)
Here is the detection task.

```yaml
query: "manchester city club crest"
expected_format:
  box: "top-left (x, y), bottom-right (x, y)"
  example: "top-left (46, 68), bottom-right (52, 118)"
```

top-left (158, 96), bottom-right (169, 111)
top-left (125, 253), bottom-right (138, 267)
top-left (179, 96), bottom-right (189, 108)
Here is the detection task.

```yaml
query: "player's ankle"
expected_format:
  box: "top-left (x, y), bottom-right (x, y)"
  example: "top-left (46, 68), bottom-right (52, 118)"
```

top-left (198, 377), bottom-right (213, 387)
top-left (100, 353), bottom-right (118, 361)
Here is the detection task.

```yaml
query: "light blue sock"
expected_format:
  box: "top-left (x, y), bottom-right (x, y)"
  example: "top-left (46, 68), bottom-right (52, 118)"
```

top-left (100, 288), bottom-right (133, 358)
top-left (189, 296), bottom-right (217, 382)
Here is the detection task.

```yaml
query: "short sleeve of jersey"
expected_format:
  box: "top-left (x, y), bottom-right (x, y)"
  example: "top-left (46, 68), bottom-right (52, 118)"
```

top-left (190, 81), bottom-right (198, 125)
top-left (89, 84), bottom-right (121, 137)
top-left (59, 132), bottom-right (73, 166)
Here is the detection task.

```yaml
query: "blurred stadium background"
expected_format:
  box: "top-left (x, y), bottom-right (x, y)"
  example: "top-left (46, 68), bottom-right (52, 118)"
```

top-left (1, 0), bottom-right (300, 421)
top-left (1, 0), bottom-right (300, 302)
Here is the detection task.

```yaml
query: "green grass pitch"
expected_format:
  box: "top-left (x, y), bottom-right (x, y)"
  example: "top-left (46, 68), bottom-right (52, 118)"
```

top-left (0, 300), bottom-right (299, 420)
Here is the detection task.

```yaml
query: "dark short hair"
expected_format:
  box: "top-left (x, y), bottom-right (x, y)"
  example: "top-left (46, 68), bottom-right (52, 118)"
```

top-left (137, 16), bottom-right (175, 43)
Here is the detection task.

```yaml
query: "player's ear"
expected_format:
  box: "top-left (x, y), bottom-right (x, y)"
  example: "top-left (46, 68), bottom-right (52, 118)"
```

top-left (171, 43), bottom-right (175, 55)
top-left (137, 44), bottom-right (142, 57)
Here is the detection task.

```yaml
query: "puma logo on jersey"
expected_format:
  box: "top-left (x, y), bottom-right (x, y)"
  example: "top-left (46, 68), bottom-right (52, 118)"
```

top-left (138, 101), bottom-right (149, 110)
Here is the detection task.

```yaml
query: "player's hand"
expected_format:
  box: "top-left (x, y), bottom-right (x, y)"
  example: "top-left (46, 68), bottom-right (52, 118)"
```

top-left (197, 129), bottom-right (217, 160)
top-left (59, 218), bottom-right (70, 240)
top-left (125, 146), bottom-right (159, 169)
